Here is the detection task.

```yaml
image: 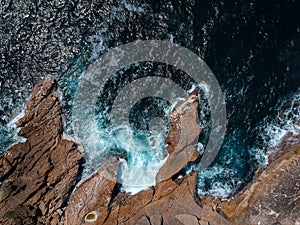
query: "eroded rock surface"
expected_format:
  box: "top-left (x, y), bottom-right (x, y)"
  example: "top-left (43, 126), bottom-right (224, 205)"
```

top-left (64, 159), bottom-right (120, 225)
top-left (1, 78), bottom-right (299, 225)
top-left (0, 78), bottom-right (83, 224)
top-left (156, 93), bottom-right (202, 183)
top-left (198, 132), bottom-right (300, 225)
top-left (216, 133), bottom-right (300, 225)
top-left (63, 90), bottom-right (218, 225)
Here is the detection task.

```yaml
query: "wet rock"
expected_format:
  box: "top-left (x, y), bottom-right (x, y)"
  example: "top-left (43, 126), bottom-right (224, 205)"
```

top-left (156, 93), bottom-right (202, 183)
top-left (175, 214), bottom-right (199, 225)
top-left (0, 78), bottom-right (83, 225)
top-left (62, 89), bottom-right (209, 225)
top-left (4, 78), bottom-right (299, 225)
top-left (64, 158), bottom-right (120, 225)
top-left (200, 133), bottom-right (300, 225)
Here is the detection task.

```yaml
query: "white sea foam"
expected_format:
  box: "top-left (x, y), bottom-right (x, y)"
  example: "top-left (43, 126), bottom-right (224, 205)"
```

top-left (118, 156), bottom-right (167, 194)
top-left (259, 89), bottom-right (300, 149)
top-left (168, 34), bottom-right (175, 43)
top-left (263, 124), bottom-right (289, 148)
top-left (6, 110), bottom-right (27, 144)
top-left (193, 90), bottom-right (300, 198)
top-left (196, 166), bottom-right (240, 198)
top-left (249, 147), bottom-right (269, 166)
top-left (77, 79), bottom-right (211, 194)
top-left (79, 114), bottom-right (169, 193)
top-left (7, 110), bottom-right (26, 128)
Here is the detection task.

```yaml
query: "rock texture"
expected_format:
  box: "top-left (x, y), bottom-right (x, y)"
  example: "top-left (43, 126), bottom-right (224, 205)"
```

top-left (1, 78), bottom-right (299, 225)
top-left (197, 132), bottom-right (300, 225)
top-left (214, 133), bottom-right (300, 225)
top-left (0, 78), bottom-right (83, 224)
top-left (156, 93), bottom-right (202, 183)
top-left (63, 90), bottom-right (223, 225)
top-left (64, 159), bottom-right (120, 225)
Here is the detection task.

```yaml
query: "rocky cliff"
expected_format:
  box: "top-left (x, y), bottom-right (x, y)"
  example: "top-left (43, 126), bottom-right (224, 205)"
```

top-left (214, 133), bottom-right (300, 225)
top-left (0, 78), bottom-right (83, 224)
top-left (0, 79), bottom-right (299, 225)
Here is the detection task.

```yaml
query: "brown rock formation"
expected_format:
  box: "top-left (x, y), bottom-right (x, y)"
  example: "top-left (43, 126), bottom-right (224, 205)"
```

top-left (214, 133), bottom-right (300, 225)
top-left (1, 79), bottom-right (212, 225)
top-left (63, 89), bottom-right (224, 225)
top-left (0, 78), bottom-right (83, 224)
top-left (196, 132), bottom-right (300, 225)
top-left (64, 159), bottom-right (120, 225)
top-left (1, 78), bottom-right (299, 225)
top-left (156, 93), bottom-right (202, 183)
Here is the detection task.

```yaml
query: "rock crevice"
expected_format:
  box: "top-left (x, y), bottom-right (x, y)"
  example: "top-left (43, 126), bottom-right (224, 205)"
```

top-left (1, 78), bottom-right (299, 225)
top-left (0, 78), bottom-right (83, 225)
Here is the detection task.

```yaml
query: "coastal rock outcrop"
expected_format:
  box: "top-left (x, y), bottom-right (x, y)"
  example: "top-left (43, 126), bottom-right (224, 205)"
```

top-left (1, 79), bottom-right (211, 224)
top-left (156, 92), bottom-right (202, 183)
top-left (196, 132), bottom-right (300, 225)
top-left (1, 78), bottom-right (299, 225)
top-left (0, 78), bottom-right (84, 224)
top-left (64, 159), bottom-right (120, 225)
top-left (215, 133), bottom-right (300, 225)
top-left (63, 89), bottom-right (222, 225)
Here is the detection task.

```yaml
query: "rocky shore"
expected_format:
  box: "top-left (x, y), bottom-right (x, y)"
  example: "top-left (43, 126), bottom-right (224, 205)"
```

top-left (0, 79), bottom-right (84, 224)
top-left (0, 79), bottom-right (299, 225)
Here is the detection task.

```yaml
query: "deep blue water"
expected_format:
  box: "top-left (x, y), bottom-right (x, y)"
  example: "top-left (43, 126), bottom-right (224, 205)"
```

top-left (1, 0), bottom-right (300, 196)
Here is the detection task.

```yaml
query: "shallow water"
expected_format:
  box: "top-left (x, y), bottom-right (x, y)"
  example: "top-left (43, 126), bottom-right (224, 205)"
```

top-left (1, 0), bottom-right (300, 197)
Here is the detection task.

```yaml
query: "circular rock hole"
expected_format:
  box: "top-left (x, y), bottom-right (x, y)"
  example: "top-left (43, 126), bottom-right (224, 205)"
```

top-left (84, 211), bottom-right (99, 222)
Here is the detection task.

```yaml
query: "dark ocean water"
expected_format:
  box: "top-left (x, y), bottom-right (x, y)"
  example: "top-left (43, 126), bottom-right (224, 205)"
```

top-left (1, 0), bottom-right (300, 196)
